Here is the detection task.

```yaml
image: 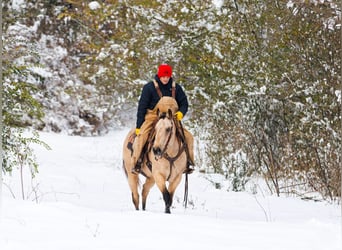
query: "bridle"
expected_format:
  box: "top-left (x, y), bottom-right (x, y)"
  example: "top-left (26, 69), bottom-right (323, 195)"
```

top-left (151, 114), bottom-right (186, 180)
top-left (154, 118), bottom-right (173, 159)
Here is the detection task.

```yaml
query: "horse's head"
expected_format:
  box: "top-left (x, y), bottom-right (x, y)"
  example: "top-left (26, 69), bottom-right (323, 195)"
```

top-left (153, 109), bottom-right (175, 158)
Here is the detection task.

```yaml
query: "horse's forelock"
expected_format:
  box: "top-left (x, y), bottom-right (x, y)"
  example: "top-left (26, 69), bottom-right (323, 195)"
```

top-left (159, 112), bottom-right (167, 119)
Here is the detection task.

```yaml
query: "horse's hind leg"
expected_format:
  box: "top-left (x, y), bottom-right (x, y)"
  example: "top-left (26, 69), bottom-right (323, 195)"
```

top-left (142, 177), bottom-right (155, 211)
top-left (128, 174), bottom-right (140, 210)
top-left (123, 130), bottom-right (141, 210)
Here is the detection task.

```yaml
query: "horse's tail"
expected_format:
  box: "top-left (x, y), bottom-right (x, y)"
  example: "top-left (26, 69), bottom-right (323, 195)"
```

top-left (122, 159), bottom-right (142, 188)
top-left (122, 159), bottom-right (128, 177)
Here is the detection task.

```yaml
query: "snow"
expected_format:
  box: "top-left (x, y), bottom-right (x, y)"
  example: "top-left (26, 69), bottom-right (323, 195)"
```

top-left (1, 130), bottom-right (341, 250)
top-left (28, 66), bottom-right (53, 79)
top-left (212, 0), bottom-right (224, 9)
top-left (89, 1), bottom-right (101, 11)
top-left (11, 0), bottom-right (25, 11)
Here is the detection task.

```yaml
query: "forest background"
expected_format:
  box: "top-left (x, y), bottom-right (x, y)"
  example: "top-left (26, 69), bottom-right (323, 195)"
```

top-left (2, 0), bottom-right (341, 201)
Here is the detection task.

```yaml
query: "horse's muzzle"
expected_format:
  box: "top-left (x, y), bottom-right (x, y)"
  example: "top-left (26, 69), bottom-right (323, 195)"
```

top-left (153, 147), bottom-right (162, 158)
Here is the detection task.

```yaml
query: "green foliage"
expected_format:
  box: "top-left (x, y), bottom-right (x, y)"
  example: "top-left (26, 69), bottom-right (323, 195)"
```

top-left (2, 128), bottom-right (51, 175)
top-left (2, 17), bottom-right (48, 180)
top-left (2, 127), bottom-right (51, 200)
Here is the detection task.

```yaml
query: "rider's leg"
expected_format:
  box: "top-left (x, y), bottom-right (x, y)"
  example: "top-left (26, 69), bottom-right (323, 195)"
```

top-left (183, 129), bottom-right (195, 173)
top-left (131, 112), bottom-right (156, 174)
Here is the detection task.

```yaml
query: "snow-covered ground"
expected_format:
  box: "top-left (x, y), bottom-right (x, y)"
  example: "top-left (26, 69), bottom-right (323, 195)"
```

top-left (0, 130), bottom-right (341, 250)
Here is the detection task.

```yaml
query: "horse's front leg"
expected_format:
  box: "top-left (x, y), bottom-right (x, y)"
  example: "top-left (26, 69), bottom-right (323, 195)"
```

top-left (162, 189), bottom-right (172, 213)
top-left (155, 174), bottom-right (172, 213)
top-left (167, 174), bottom-right (183, 201)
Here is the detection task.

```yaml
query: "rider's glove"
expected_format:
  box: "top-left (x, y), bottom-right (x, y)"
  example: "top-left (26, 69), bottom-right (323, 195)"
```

top-left (175, 111), bottom-right (183, 121)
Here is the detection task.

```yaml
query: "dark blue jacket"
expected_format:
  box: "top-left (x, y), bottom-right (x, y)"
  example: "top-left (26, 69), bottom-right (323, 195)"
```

top-left (136, 75), bottom-right (189, 128)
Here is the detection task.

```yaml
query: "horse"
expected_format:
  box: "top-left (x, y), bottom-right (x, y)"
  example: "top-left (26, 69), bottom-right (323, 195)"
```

top-left (122, 108), bottom-right (188, 213)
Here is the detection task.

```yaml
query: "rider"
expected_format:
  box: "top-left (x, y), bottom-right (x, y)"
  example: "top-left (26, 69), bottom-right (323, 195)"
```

top-left (131, 64), bottom-right (195, 174)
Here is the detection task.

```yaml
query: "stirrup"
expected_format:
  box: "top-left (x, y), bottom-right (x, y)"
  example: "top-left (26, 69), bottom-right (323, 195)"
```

top-left (187, 159), bottom-right (194, 166)
top-left (184, 167), bottom-right (194, 174)
top-left (184, 161), bottom-right (194, 174)
top-left (131, 159), bottom-right (142, 175)
top-left (131, 167), bottom-right (141, 175)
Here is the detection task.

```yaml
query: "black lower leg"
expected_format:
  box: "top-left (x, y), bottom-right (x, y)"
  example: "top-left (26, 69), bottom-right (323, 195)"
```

top-left (162, 190), bottom-right (172, 213)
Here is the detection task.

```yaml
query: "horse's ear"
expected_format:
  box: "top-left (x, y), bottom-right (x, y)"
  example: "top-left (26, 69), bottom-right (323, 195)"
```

top-left (167, 109), bottom-right (173, 119)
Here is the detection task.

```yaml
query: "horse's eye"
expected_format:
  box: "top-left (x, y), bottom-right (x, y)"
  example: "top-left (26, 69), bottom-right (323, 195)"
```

top-left (166, 127), bottom-right (171, 133)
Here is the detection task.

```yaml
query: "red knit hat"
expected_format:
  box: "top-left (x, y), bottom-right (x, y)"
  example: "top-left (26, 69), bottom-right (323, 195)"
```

top-left (157, 64), bottom-right (172, 78)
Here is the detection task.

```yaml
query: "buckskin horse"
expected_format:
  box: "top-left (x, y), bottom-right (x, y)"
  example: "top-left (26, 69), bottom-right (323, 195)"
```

top-left (122, 103), bottom-right (188, 213)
